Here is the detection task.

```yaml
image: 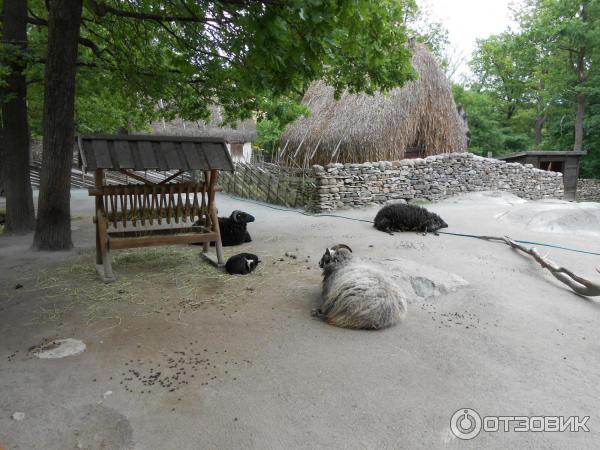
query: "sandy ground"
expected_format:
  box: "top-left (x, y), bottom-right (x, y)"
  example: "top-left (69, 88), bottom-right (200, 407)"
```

top-left (1, 190), bottom-right (599, 449)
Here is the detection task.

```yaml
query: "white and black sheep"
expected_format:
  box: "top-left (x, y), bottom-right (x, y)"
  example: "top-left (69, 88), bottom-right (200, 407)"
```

top-left (225, 253), bottom-right (260, 275)
top-left (195, 210), bottom-right (254, 246)
top-left (374, 203), bottom-right (447, 234)
top-left (313, 244), bottom-right (407, 330)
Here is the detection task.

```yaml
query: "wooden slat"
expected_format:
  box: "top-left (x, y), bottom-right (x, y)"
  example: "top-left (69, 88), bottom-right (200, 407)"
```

top-left (156, 186), bottom-right (162, 225)
top-left (91, 139), bottom-right (112, 167)
top-left (118, 169), bottom-right (157, 186)
top-left (159, 170), bottom-right (185, 184)
top-left (110, 195), bottom-right (118, 228)
top-left (136, 141), bottom-right (157, 168)
top-left (109, 232), bottom-right (218, 250)
top-left (114, 140), bottom-right (134, 168)
top-left (159, 141), bottom-right (181, 170)
top-left (202, 142), bottom-right (233, 170)
top-left (121, 194), bottom-right (128, 227)
top-left (166, 184), bottom-right (174, 224)
top-left (141, 186), bottom-right (149, 226)
top-left (131, 192), bottom-right (137, 226)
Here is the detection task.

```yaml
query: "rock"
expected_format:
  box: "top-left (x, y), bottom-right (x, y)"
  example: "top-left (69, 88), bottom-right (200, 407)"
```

top-left (12, 412), bottom-right (25, 421)
top-left (32, 338), bottom-right (86, 359)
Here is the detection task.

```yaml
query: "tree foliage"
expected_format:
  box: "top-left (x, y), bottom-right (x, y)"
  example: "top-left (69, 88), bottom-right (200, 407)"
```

top-left (457, 0), bottom-right (600, 177)
top-left (1, 0), bottom-right (420, 248)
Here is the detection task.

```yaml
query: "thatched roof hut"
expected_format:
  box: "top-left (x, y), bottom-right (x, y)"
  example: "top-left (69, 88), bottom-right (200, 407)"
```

top-left (281, 43), bottom-right (468, 166)
top-left (151, 105), bottom-right (257, 143)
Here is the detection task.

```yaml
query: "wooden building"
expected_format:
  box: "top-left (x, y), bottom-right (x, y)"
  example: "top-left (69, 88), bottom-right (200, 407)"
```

top-left (497, 151), bottom-right (586, 201)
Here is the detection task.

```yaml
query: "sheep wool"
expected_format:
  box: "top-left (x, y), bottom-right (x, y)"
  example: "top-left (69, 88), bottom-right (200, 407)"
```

top-left (374, 203), bottom-right (448, 234)
top-left (315, 245), bottom-right (407, 330)
top-left (225, 253), bottom-right (260, 275)
top-left (195, 210), bottom-right (254, 246)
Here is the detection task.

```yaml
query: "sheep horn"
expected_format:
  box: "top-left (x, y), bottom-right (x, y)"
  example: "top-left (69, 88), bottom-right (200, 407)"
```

top-left (331, 244), bottom-right (352, 253)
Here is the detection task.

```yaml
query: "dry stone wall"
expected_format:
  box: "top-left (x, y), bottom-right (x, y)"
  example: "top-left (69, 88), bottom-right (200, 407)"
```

top-left (309, 152), bottom-right (563, 212)
top-left (577, 179), bottom-right (600, 202)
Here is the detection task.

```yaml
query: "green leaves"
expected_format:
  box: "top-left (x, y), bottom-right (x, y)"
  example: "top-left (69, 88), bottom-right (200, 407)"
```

top-left (20, 0), bottom-right (417, 134)
top-left (459, 0), bottom-right (600, 175)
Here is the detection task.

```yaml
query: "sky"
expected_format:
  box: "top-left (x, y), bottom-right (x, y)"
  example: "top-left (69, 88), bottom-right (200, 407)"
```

top-left (418, 0), bottom-right (521, 80)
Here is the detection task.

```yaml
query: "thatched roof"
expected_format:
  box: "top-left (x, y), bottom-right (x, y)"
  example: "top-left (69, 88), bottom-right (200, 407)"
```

top-left (151, 106), bottom-right (256, 143)
top-left (281, 43), bottom-right (468, 166)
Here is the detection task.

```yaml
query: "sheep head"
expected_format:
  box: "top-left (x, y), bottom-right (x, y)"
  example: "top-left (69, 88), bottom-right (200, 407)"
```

top-left (319, 244), bottom-right (353, 268)
top-left (428, 213), bottom-right (448, 232)
top-left (231, 210), bottom-right (255, 224)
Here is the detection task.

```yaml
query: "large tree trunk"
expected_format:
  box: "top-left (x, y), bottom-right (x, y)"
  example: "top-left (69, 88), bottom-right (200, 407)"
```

top-left (534, 115), bottom-right (545, 147)
top-left (32, 0), bottom-right (83, 250)
top-left (573, 19), bottom-right (586, 152)
top-left (534, 78), bottom-right (545, 148)
top-left (574, 91), bottom-right (585, 152)
top-left (1, 0), bottom-right (35, 234)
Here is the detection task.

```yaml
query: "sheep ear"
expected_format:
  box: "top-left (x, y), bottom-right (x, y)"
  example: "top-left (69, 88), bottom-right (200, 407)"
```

top-left (325, 248), bottom-right (331, 256)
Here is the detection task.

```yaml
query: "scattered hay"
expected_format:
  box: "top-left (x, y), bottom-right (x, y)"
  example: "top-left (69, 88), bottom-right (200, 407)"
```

top-left (12, 246), bottom-right (308, 326)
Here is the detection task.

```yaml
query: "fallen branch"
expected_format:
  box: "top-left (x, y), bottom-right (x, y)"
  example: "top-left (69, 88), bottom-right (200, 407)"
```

top-left (471, 235), bottom-right (600, 297)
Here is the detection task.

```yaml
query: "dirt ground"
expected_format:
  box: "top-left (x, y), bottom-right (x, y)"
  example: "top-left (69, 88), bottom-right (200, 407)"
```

top-left (1, 190), bottom-right (599, 449)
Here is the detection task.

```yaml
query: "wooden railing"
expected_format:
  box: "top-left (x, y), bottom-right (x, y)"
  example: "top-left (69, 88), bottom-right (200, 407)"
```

top-left (88, 182), bottom-right (208, 229)
top-left (220, 162), bottom-right (314, 208)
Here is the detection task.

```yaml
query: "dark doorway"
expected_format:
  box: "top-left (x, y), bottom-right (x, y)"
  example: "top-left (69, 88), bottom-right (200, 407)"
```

top-left (539, 160), bottom-right (564, 173)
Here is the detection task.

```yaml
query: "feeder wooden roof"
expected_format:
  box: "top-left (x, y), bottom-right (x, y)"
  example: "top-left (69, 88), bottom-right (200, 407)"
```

top-left (78, 134), bottom-right (234, 172)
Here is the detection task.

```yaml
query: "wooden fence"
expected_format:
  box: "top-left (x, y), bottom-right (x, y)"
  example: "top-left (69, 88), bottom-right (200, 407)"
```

top-left (27, 158), bottom-right (314, 209)
top-left (220, 162), bottom-right (314, 208)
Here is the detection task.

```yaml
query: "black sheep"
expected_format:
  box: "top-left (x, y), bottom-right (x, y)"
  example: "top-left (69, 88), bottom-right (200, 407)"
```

top-left (195, 210), bottom-right (254, 246)
top-left (374, 203), bottom-right (448, 234)
top-left (225, 253), bottom-right (260, 275)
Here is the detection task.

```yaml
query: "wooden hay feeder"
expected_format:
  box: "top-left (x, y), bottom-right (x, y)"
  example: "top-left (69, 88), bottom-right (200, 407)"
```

top-left (79, 134), bottom-right (234, 282)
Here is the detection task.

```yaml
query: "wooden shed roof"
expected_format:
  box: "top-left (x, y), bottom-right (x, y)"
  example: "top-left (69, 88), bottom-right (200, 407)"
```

top-left (497, 150), bottom-right (587, 160)
top-left (78, 135), bottom-right (234, 172)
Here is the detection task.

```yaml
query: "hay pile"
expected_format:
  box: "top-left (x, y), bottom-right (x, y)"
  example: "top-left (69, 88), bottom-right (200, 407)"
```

top-left (281, 43), bottom-right (468, 166)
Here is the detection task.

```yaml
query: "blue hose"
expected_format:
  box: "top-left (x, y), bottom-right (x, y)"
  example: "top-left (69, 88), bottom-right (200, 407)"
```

top-left (224, 195), bottom-right (600, 257)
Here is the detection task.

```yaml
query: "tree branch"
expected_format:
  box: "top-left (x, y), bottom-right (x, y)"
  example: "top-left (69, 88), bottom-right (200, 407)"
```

top-left (27, 13), bottom-right (106, 58)
top-left (88, 0), bottom-right (216, 24)
top-left (470, 235), bottom-right (600, 297)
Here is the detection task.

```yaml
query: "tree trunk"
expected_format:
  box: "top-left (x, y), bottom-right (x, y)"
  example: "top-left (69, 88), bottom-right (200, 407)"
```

top-left (534, 78), bottom-right (545, 148)
top-left (534, 115), bottom-right (545, 147)
top-left (574, 92), bottom-right (585, 152)
top-left (1, 0), bottom-right (35, 234)
top-left (573, 38), bottom-right (586, 151)
top-left (32, 0), bottom-right (83, 250)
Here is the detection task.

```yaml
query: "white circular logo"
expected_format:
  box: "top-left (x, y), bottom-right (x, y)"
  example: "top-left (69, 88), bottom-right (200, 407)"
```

top-left (450, 408), bottom-right (482, 440)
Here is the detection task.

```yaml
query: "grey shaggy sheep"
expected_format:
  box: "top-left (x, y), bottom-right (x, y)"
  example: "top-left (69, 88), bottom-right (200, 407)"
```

top-left (313, 244), bottom-right (407, 330)
top-left (374, 203), bottom-right (447, 234)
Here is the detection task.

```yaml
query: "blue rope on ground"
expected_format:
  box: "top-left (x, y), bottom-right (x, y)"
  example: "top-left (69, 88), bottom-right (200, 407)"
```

top-left (436, 231), bottom-right (600, 256)
top-left (224, 194), bottom-right (600, 256)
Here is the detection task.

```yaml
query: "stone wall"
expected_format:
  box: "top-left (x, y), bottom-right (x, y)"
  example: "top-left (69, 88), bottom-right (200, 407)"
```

top-left (577, 179), bottom-right (600, 202)
top-left (309, 152), bottom-right (564, 212)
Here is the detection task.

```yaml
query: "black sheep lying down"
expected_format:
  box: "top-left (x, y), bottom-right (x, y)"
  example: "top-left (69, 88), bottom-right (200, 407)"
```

top-left (194, 210), bottom-right (254, 246)
top-left (225, 253), bottom-right (260, 275)
top-left (374, 203), bottom-right (447, 234)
